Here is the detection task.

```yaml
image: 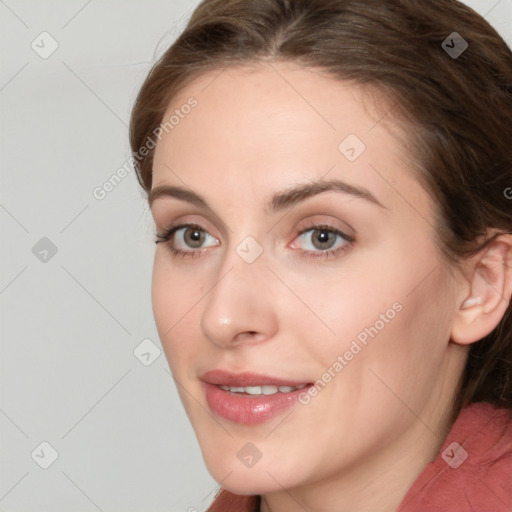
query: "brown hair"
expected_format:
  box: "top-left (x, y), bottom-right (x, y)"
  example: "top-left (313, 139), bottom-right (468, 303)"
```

top-left (130, 0), bottom-right (512, 410)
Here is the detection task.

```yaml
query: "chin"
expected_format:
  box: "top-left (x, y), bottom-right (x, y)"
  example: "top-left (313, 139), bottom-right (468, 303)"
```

top-left (208, 465), bottom-right (282, 495)
top-left (200, 443), bottom-right (307, 496)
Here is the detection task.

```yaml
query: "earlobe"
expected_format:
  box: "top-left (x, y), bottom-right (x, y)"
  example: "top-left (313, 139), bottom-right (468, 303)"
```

top-left (451, 235), bottom-right (512, 346)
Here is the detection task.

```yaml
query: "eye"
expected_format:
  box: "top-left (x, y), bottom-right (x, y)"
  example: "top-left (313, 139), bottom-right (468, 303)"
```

top-left (156, 222), bottom-right (354, 259)
top-left (155, 223), bottom-right (219, 257)
top-left (290, 224), bottom-right (354, 258)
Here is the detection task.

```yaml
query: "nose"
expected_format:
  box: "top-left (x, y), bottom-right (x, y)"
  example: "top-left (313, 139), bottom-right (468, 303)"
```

top-left (200, 252), bottom-right (279, 348)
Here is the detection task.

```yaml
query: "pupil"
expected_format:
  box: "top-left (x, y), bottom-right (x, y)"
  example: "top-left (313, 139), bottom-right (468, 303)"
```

top-left (185, 228), bottom-right (204, 248)
top-left (313, 229), bottom-right (334, 250)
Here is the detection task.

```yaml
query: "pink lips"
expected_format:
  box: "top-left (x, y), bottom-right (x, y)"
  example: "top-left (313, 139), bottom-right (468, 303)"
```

top-left (201, 370), bottom-right (311, 425)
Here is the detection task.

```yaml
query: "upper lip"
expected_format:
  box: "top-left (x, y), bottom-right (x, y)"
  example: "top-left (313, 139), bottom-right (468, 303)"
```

top-left (200, 369), bottom-right (311, 387)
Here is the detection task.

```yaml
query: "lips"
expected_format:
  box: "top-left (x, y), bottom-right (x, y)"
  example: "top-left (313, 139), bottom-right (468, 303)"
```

top-left (200, 370), bottom-right (312, 425)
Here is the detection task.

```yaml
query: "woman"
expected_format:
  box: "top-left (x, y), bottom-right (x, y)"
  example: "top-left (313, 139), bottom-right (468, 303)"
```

top-left (129, 0), bottom-right (512, 510)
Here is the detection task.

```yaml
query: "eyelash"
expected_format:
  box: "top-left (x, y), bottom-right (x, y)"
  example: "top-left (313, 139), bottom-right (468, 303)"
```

top-left (154, 223), bottom-right (355, 260)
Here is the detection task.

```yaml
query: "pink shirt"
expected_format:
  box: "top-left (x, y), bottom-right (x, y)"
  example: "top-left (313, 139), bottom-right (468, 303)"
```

top-left (207, 402), bottom-right (512, 511)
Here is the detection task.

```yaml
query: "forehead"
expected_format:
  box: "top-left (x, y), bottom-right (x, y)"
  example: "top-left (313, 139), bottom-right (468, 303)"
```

top-left (151, 61), bottom-right (429, 218)
top-left (155, 62), bottom-right (377, 168)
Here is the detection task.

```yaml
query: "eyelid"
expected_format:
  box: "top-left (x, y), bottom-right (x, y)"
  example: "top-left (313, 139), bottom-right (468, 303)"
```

top-left (294, 216), bottom-right (355, 240)
top-left (153, 208), bottom-right (226, 235)
top-left (176, 224), bottom-right (218, 240)
top-left (289, 225), bottom-right (353, 249)
top-left (156, 222), bottom-right (219, 244)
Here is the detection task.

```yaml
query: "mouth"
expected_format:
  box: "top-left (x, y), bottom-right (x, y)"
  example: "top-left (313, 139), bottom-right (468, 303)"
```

top-left (218, 383), bottom-right (307, 395)
top-left (200, 370), bottom-right (313, 425)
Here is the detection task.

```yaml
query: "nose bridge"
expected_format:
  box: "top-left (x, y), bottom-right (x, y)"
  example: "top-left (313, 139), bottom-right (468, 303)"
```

top-left (200, 237), bottom-right (277, 347)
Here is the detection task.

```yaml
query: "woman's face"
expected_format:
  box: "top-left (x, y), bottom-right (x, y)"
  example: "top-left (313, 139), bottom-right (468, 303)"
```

top-left (150, 62), bottom-right (465, 495)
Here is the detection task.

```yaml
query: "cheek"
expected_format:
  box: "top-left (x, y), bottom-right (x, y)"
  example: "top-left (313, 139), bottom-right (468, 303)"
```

top-left (282, 258), bottom-right (404, 365)
top-left (335, 264), bottom-right (454, 411)
top-left (151, 254), bottom-right (202, 373)
top-left (151, 256), bottom-right (176, 336)
top-left (300, 241), bottom-right (452, 384)
top-left (151, 251), bottom-right (207, 327)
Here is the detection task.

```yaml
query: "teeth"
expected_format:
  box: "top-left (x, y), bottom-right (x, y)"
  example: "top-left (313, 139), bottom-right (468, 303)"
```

top-left (219, 384), bottom-right (306, 395)
top-left (245, 386), bottom-right (263, 395)
top-left (262, 385), bottom-right (279, 395)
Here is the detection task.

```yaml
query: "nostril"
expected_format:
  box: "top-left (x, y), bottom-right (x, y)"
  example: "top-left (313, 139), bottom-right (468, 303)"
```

top-left (233, 331), bottom-right (261, 344)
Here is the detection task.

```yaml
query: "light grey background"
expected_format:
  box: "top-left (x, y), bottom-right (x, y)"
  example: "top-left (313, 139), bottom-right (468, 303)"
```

top-left (0, 1), bottom-right (511, 511)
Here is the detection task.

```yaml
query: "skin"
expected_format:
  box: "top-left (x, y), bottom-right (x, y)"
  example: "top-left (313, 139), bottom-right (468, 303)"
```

top-left (148, 61), bottom-right (512, 512)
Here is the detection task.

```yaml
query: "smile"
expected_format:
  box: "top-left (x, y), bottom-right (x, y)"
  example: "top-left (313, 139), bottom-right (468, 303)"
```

top-left (219, 384), bottom-right (307, 395)
top-left (201, 370), bottom-right (312, 425)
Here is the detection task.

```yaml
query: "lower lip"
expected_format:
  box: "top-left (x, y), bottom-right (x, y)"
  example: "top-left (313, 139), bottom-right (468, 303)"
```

top-left (204, 382), bottom-right (309, 425)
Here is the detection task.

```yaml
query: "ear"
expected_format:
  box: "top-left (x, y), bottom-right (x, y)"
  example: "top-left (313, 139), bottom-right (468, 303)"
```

top-left (451, 234), bottom-right (512, 346)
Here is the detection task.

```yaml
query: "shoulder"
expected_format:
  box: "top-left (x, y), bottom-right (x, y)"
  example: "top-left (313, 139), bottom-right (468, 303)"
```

top-left (207, 489), bottom-right (260, 512)
top-left (398, 402), bottom-right (512, 512)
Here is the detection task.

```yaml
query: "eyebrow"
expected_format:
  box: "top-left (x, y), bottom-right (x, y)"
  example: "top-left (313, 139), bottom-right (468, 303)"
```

top-left (148, 179), bottom-right (385, 213)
